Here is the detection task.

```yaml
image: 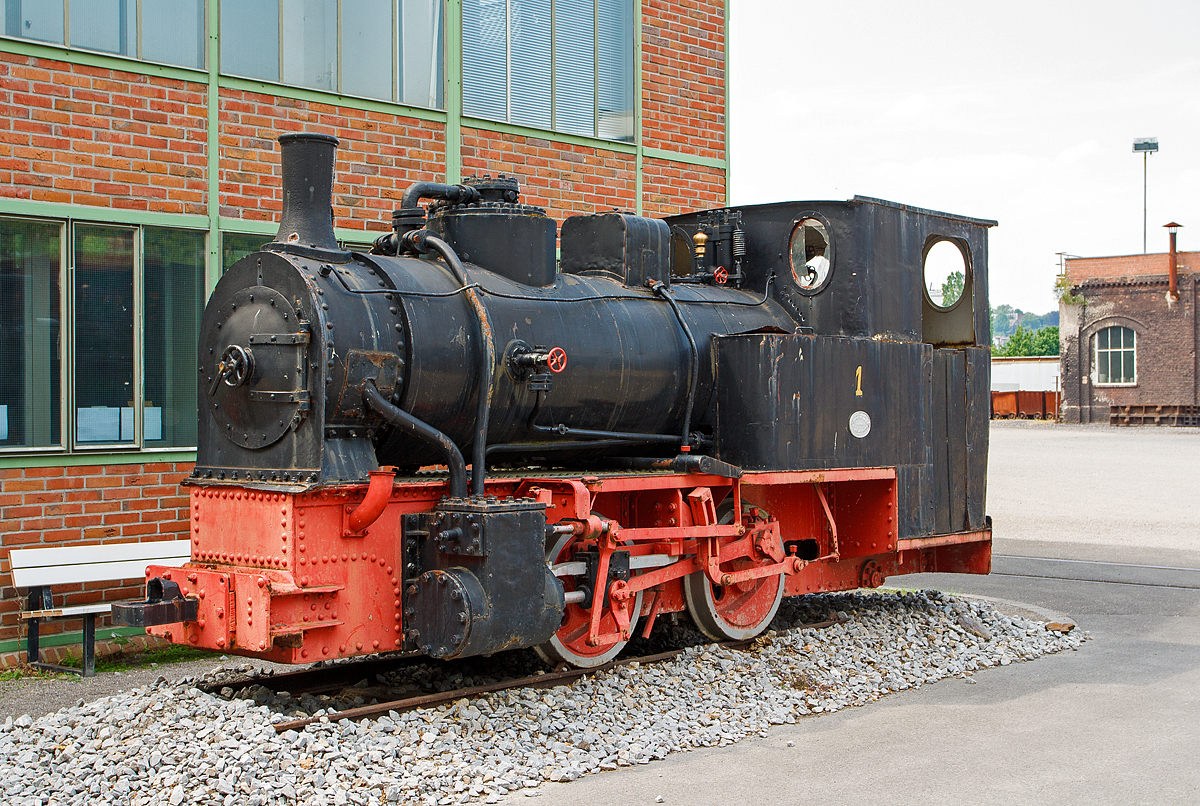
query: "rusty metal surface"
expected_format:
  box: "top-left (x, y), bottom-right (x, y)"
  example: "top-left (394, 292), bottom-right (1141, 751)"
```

top-left (667, 196), bottom-right (995, 348)
top-left (715, 333), bottom-right (932, 538)
top-left (991, 391), bottom-right (1061, 420)
top-left (1110, 404), bottom-right (1200, 426)
top-left (898, 528), bottom-right (993, 551)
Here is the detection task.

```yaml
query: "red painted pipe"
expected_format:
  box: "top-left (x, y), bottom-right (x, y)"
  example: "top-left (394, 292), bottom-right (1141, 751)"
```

top-left (347, 466), bottom-right (397, 534)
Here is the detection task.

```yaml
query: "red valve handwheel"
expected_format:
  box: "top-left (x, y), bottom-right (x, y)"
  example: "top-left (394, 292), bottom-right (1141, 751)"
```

top-left (714, 266), bottom-right (728, 285)
top-left (546, 347), bottom-right (568, 373)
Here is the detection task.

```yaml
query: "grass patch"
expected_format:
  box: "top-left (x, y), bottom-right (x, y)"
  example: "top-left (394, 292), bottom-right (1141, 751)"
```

top-left (0, 665), bottom-right (75, 681)
top-left (58, 644), bottom-right (220, 674)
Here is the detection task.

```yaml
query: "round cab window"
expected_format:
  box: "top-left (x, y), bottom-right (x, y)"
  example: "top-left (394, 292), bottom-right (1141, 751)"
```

top-left (923, 239), bottom-right (969, 309)
top-left (789, 218), bottom-right (832, 292)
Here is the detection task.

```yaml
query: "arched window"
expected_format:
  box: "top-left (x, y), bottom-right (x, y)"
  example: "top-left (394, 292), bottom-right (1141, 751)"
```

top-left (1094, 326), bottom-right (1136, 385)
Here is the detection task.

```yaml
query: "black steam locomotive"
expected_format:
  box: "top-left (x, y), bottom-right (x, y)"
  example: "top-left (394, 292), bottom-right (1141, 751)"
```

top-left (120, 133), bottom-right (993, 668)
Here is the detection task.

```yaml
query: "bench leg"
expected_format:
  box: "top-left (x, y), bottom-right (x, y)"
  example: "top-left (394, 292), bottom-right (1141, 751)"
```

top-left (26, 586), bottom-right (52, 666)
top-left (26, 617), bottom-right (39, 667)
top-left (82, 613), bottom-right (96, 677)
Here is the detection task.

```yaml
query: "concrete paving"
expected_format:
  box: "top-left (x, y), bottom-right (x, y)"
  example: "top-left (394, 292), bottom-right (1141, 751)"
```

top-left (987, 419), bottom-right (1200, 554)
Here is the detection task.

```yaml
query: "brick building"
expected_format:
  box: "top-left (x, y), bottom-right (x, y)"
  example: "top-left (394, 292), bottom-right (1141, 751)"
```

top-left (1059, 244), bottom-right (1198, 424)
top-left (0, 0), bottom-right (730, 665)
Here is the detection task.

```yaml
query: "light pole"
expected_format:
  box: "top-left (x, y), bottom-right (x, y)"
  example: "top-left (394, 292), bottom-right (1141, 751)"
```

top-left (1133, 138), bottom-right (1158, 253)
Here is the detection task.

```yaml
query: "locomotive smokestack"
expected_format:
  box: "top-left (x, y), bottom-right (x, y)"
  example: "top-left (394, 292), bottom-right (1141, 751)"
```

top-left (269, 132), bottom-right (347, 258)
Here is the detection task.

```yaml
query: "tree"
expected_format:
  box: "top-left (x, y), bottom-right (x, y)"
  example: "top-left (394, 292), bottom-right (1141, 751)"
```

top-left (1031, 325), bottom-right (1060, 355)
top-left (994, 325), bottom-right (1059, 357)
top-left (989, 304), bottom-right (1058, 348)
top-left (941, 270), bottom-right (964, 306)
top-left (990, 303), bottom-right (1017, 342)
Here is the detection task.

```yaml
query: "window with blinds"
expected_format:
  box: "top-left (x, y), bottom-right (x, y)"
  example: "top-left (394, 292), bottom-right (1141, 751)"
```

top-left (463, 0), bottom-right (634, 142)
top-left (220, 0), bottom-right (445, 109)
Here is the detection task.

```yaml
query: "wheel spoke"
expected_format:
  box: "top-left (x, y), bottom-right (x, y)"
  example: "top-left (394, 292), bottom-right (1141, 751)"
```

top-left (684, 517), bottom-right (784, 641)
top-left (560, 620), bottom-right (591, 646)
top-left (535, 533), bottom-right (641, 668)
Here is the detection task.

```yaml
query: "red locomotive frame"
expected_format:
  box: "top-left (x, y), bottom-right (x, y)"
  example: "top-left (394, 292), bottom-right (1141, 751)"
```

top-left (148, 469), bottom-right (990, 666)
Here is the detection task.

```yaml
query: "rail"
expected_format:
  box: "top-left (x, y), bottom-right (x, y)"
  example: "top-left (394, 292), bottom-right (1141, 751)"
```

top-left (206, 616), bottom-right (845, 732)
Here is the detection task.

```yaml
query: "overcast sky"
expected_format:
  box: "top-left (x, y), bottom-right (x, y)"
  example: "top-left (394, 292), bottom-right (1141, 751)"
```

top-left (728, 0), bottom-right (1200, 314)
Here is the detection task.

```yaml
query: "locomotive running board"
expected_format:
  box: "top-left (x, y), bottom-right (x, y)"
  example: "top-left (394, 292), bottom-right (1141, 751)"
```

top-left (898, 528), bottom-right (993, 551)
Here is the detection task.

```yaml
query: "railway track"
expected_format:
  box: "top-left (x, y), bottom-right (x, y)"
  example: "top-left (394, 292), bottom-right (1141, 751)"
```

top-left (270, 642), bottom-right (755, 733)
top-left (204, 614), bottom-right (844, 733)
top-left (198, 652), bottom-right (427, 698)
top-left (201, 555), bottom-right (1171, 731)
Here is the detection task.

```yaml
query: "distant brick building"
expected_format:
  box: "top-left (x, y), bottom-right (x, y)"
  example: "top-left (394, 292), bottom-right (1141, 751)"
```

top-left (1059, 247), bottom-right (1198, 424)
top-left (0, 0), bottom-right (730, 665)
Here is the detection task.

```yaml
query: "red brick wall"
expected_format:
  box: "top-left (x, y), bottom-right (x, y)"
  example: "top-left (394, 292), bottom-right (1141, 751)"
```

top-left (461, 127), bottom-right (637, 223)
top-left (1066, 252), bottom-right (1198, 284)
top-left (641, 156), bottom-right (725, 218)
top-left (0, 462), bottom-right (193, 645)
top-left (642, 0), bottom-right (726, 161)
top-left (0, 45), bottom-right (728, 233)
top-left (0, 12), bottom-right (729, 660)
top-left (1058, 276), bottom-right (1198, 423)
top-left (0, 53), bottom-right (207, 214)
top-left (219, 90), bottom-right (447, 235)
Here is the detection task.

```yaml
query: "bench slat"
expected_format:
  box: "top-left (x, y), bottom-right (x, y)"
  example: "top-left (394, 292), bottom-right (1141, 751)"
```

top-left (20, 604), bottom-right (112, 620)
top-left (12, 556), bottom-right (191, 588)
top-left (10, 540), bottom-right (192, 570)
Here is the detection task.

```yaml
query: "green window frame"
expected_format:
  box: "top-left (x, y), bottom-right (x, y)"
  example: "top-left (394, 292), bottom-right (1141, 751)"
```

top-left (0, 215), bottom-right (206, 454)
top-left (1094, 325), bottom-right (1136, 386)
top-left (0, 217), bottom-right (63, 452)
top-left (221, 231), bottom-right (272, 274)
top-left (219, 0), bottom-right (445, 108)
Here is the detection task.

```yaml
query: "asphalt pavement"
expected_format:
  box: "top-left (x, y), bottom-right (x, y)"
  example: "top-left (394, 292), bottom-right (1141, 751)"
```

top-left (516, 421), bottom-right (1200, 805)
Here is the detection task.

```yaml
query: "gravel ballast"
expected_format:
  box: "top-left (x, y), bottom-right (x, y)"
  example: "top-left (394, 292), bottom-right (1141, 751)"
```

top-left (0, 590), bottom-right (1087, 806)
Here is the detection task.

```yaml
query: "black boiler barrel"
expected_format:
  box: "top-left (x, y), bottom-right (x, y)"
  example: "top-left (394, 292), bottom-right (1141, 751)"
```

top-left (369, 253), bottom-right (795, 468)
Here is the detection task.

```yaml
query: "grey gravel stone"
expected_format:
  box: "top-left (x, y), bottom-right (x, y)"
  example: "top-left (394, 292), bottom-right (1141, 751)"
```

top-left (0, 591), bottom-right (1084, 805)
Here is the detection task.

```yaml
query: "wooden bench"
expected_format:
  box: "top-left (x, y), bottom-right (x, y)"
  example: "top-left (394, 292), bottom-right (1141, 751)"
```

top-left (10, 540), bottom-right (191, 676)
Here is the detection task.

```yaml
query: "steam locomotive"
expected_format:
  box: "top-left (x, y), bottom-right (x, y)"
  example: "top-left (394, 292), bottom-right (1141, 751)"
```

top-left (116, 133), bottom-right (993, 667)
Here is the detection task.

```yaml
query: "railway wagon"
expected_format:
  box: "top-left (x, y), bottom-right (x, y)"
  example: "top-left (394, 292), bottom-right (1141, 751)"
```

top-left (116, 133), bottom-right (994, 667)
